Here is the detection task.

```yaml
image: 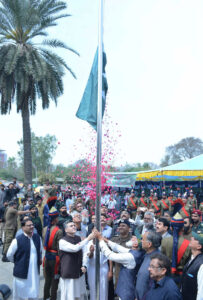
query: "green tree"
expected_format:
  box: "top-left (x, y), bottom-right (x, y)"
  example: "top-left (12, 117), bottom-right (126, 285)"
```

top-left (7, 156), bottom-right (18, 175)
top-left (0, 0), bottom-right (78, 184)
top-left (161, 137), bottom-right (203, 166)
top-left (38, 172), bottom-right (56, 185)
top-left (18, 132), bottom-right (57, 175)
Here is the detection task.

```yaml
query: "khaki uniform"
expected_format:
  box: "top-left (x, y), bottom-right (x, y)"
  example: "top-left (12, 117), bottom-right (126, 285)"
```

top-left (168, 196), bottom-right (176, 207)
top-left (149, 199), bottom-right (162, 214)
top-left (137, 197), bottom-right (149, 209)
top-left (188, 196), bottom-right (197, 209)
top-left (161, 236), bottom-right (191, 274)
top-left (43, 225), bottom-right (63, 300)
top-left (179, 204), bottom-right (191, 219)
top-left (160, 198), bottom-right (171, 214)
top-left (127, 197), bottom-right (138, 219)
top-left (111, 233), bottom-right (131, 288)
top-left (3, 207), bottom-right (18, 255)
top-left (36, 203), bottom-right (45, 227)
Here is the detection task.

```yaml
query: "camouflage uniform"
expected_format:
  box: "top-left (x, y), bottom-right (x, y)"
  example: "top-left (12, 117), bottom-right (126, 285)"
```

top-left (199, 202), bottom-right (203, 214)
top-left (192, 222), bottom-right (203, 234)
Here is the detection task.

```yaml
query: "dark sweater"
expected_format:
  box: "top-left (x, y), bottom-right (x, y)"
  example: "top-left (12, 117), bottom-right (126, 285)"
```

top-left (59, 235), bottom-right (83, 279)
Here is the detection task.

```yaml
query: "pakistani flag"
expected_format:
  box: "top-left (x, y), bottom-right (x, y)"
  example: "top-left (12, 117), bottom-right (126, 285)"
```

top-left (76, 48), bottom-right (108, 130)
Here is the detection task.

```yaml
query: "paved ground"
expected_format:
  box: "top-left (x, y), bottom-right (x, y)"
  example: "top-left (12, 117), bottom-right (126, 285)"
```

top-left (0, 245), bottom-right (91, 300)
top-left (0, 244), bottom-right (58, 300)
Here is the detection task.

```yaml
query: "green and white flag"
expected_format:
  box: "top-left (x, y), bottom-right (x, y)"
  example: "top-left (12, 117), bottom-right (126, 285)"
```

top-left (76, 48), bottom-right (108, 130)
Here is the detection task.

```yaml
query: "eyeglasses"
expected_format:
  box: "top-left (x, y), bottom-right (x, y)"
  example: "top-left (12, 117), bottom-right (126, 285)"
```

top-left (25, 224), bottom-right (34, 227)
top-left (149, 264), bottom-right (162, 270)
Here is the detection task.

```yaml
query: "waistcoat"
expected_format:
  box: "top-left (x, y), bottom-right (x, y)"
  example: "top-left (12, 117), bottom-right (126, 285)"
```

top-left (181, 253), bottom-right (203, 300)
top-left (14, 233), bottom-right (41, 279)
top-left (59, 235), bottom-right (83, 279)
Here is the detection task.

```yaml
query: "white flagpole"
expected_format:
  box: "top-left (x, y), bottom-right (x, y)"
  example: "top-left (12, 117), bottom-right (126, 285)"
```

top-left (95, 0), bottom-right (104, 299)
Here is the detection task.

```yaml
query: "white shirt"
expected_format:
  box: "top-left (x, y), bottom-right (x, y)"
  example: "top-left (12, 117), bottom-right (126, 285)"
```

top-left (59, 236), bottom-right (89, 266)
top-left (99, 240), bottom-right (136, 269)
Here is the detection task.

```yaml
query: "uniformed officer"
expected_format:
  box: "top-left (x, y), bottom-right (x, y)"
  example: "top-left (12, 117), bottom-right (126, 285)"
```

top-left (178, 195), bottom-right (191, 219)
top-left (168, 190), bottom-right (176, 207)
top-left (127, 191), bottom-right (138, 219)
top-left (188, 190), bottom-right (198, 209)
top-left (191, 210), bottom-right (203, 234)
top-left (160, 192), bottom-right (171, 215)
top-left (149, 192), bottom-right (162, 217)
top-left (138, 190), bottom-right (149, 209)
top-left (43, 192), bottom-right (63, 300)
top-left (161, 212), bottom-right (191, 284)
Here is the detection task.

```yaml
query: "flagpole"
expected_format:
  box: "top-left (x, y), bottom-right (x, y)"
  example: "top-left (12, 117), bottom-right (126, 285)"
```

top-left (95, 0), bottom-right (104, 299)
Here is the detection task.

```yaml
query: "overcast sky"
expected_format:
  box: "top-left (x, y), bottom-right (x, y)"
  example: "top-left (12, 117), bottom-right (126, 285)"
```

top-left (1, 0), bottom-right (203, 167)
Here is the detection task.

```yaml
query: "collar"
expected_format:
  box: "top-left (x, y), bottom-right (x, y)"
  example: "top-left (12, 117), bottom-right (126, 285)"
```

top-left (23, 232), bottom-right (33, 239)
top-left (102, 225), bottom-right (109, 231)
top-left (152, 276), bottom-right (166, 288)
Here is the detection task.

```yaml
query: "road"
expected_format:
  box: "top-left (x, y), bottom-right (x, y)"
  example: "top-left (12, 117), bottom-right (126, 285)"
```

top-left (0, 244), bottom-right (60, 300)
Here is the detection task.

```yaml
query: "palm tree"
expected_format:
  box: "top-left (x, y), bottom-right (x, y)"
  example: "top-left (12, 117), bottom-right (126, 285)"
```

top-left (0, 0), bottom-right (78, 184)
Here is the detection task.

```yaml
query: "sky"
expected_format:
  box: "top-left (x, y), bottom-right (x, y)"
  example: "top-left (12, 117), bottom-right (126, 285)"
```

top-left (1, 0), bottom-right (203, 167)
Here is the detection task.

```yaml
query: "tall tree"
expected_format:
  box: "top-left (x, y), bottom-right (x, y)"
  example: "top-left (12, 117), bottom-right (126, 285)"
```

top-left (160, 137), bottom-right (203, 166)
top-left (0, 0), bottom-right (78, 184)
top-left (18, 132), bottom-right (57, 175)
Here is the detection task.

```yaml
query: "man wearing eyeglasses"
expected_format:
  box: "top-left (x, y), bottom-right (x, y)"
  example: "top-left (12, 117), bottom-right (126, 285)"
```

top-left (144, 253), bottom-right (182, 300)
top-left (7, 218), bottom-right (42, 300)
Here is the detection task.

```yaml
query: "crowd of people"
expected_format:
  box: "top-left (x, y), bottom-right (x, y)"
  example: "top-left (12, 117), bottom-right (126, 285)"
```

top-left (0, 179), bottom-right (203, 300)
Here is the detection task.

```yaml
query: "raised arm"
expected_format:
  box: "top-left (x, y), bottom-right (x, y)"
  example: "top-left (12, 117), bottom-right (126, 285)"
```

top-left (59, 238), bottom-right (89, 253)
top-left (99, 240), bottom-right (135, 269)
top-left (108, 240), bottom-right (131, 253)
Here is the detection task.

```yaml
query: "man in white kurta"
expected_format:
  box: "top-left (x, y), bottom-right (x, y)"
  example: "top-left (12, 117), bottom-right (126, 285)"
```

top-left (59, 221), bottom-right (95, 300)
top-left (84, 240), bottom-right (109, 300)
top-left (7, 219), bottom-right (42, 300)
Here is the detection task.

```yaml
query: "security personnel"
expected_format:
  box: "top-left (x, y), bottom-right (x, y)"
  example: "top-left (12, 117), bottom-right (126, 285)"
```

top-left (2, 201), bottom-right (29, 262)
top-left (199, 202), bottom-right (203, 214)
top-left (161, 213), bottom-right (191, 283)
top-left (160, 192), bottom-right (171, 215)
top-left (188, 190), bottom-right (198, 209)
top-left (127, 191), bottom-right (138, 219)
top-left (138, 191), bottom-right (149, 209)
top-left (191, 210), bottom-right (203, 234)
top-left (43, 198), bottom-right (63, 300)
top-left (149, 192), bottom-right (162, 216)
top-left (168, 190), bottom-right (176, 207)
top-left (178, 195), bottom-right (191, 219)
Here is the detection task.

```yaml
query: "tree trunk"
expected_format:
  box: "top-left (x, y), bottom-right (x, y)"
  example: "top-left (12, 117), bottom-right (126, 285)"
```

top-left (21, 102), bottom-right (32, 185)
